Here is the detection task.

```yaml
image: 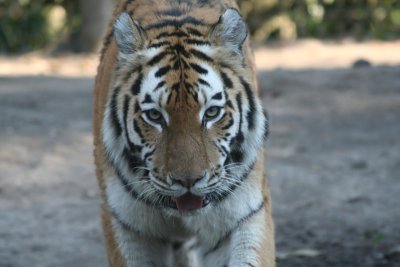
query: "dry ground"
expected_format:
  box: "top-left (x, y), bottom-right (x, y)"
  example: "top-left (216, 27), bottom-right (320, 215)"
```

top-left (0, 40), bottom-right (400, 267)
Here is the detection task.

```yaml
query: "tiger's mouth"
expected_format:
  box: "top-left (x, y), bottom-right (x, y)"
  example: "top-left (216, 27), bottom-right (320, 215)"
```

top-left (169, 193), bottom-right (211, 212)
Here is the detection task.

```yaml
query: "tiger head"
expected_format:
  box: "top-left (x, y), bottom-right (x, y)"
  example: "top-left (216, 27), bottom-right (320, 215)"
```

top-left (103, 9), bottom-right (268, 213)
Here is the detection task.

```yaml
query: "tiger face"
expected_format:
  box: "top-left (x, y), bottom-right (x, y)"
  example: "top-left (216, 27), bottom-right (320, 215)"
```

top-left (103, 9), bottom-right (268, 213)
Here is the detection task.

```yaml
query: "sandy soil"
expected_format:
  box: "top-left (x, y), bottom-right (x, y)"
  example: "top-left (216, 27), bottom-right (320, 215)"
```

top-left (0, 40), bottom-right (399, 267)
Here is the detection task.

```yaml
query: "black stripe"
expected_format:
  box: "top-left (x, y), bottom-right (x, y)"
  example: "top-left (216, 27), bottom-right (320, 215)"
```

top-left (240, 78), bottom-right (256, 130)
top-left (106, 153), bottom-right (162, 209)
top-left (103, 141), bottom-right (176, 212)
top-left (148, 51), bottom-right (170, 66)
top-left (171, 82), bottom-right (180, 92)
top-left (156, 31), bottom-right (189, 39)
top-left (226, 100), bottom-right (234, 109)
top-left (123, 148), bottom-right (143, 170)
top-left (230, 149), bottom-right (243, 163)
top-left (191, 90), bottom-right (199, 102)
top-left (185, 39), bottom-right (210, 46)
top-left (236, 93), bottom-right (244, 141)
top-left (170, 31), bottom-right (190, 38)
top-left (109, 207), bottom-right (168, 243)
top-left (172, 242), bottom-right (183, 250)
top-left (197, 78), bottom-right (210, 87)
top-left (131, 73), bottom-right (143, 95)
top-left (171, 44), bottom-right (191, 57)
top-left (211, 92), bottom-right (223, 100)
top-left (221, 116), bottom-right (234, 130)
top-left (167, 91), bottom-right (174, 104)
top-left (181, 58), bottom-right (190, 68)
top-left (198, 78), bottom-right (210, 87)
top-left (226, 123), bottom-right (245, 164)
top-left (122, 95), bottom-right (130, 127)
top-left (220, 145), bottom-right (228, 155)
top-left (224, 90), bottom-right (228, 102)
top-left (200, 89), bottom-right (208, 103)
top-left (190, 63), bottom-right (208, 74)
top-left (114, 169), bottom-right (151, 205)
top-left (263, 109), bottom-right (270, 140)
top-left (155, 65), bottom-right (171, 77)
top-left (184, 81), bottom-right (193, 90)
top-left (154, 81), bottom-right (166, 92)
top-left (110, 87), bottom-right (122, 137)
top-left (134, 100), bottom-right (141, 113)
top-left (109, 208), bottom-right (144, 235)
top-left (148, 41), bottom-right (171, 49)
top-left (190, 48), bottom-right (212, 62)
top-left (197, 0), bottom-right (211, 6)
top-left (172, 59), bottom-right (181, 70)
top-left (143, 150), bottom-right (154, 162)
top-left (123, 95), bottom-right (141, 152)
top-left (103, 151), bottom-right (149, 206)
top-left (235, 132), bottom-right (244, 144)
top-left (220, 71), bottom-right (233, 89)
top-left (204, 201), bottom-right (265, 257)
top-left (159, 8), bottom-right (183, 17)
top-left (105, 149), bottom-right (177, 210)
top-left (142, 94), bottom-right (153, 104)
top-left (145, 16), bottom-right (205, 30)
top-left (186, 27), bottom-right (203, 36)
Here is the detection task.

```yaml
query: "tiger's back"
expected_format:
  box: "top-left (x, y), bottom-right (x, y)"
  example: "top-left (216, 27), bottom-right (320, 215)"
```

top-left (93, 0), bottom-right (275, 266)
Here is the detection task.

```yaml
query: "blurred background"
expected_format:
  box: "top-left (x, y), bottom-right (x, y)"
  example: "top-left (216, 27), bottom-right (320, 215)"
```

top-left (0, 1), bottom-right (399, 267)
top-left (0, 0), bottom-right (399, 53)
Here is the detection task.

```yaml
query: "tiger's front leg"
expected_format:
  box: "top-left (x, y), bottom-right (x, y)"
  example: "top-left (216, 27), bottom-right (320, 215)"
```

top-left (199, 200), bottom-right (275, 267)
top-left (227, 205), bottom-right (275, 267)
top-left (112, 223), bottom-right (174, 267)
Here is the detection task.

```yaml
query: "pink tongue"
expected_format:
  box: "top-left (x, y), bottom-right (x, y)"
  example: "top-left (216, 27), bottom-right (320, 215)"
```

top-left (175, 194), bottom-right (204, 212)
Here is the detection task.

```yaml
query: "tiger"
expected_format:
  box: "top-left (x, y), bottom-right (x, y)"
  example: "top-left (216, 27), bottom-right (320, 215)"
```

top-left (93, 0), bottom-right (275, 266)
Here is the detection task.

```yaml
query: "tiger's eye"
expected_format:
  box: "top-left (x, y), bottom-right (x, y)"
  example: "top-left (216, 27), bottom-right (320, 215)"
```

top-left (205, 106), bottom-right (221, 120)
top-left (146, 109), bottom-right (162, 121)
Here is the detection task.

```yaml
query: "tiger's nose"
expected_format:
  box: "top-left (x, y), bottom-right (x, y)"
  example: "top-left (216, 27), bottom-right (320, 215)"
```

top-left (172, 176), bottom-right (203, 187)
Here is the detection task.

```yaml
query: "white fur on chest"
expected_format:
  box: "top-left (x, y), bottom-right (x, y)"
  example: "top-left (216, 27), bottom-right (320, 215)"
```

top-left (106, 166), bottom-right (263, 252)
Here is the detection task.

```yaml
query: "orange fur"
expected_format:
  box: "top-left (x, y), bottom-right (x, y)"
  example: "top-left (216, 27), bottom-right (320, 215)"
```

top-left (93, 1), bottom-right (275, 266)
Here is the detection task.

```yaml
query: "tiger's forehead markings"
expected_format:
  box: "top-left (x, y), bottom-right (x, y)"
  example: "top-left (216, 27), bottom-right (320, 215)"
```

top-left (156, 31), bottom-right (190, 39)
top-left (197, 63), bottom-right (224, 93)
top-left (158, 7), bottom-right (185, 17)
top-left (139, 67), bottom-right (166, 107)
top-left (186, 27), bottom-right (203, 36)
top-left (137, 29), bottom-right (220, 108)
top-left (144, 16), bottom-right (206, 30)
top-left (190, 44), bottom-right (214, 60)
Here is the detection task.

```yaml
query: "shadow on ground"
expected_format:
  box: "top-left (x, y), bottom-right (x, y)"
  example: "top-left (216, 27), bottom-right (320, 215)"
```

top-left (0, 66), bottom-right (399, 267)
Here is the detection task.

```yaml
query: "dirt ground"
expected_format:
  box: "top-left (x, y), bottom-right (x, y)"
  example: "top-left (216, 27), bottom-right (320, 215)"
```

top-left (0, 40), bottom-right (399, 267)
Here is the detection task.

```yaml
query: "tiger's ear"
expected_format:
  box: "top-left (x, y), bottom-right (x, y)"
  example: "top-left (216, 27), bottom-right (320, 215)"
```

top-left (114, 12), bottom-right (146, 55)
top-left (209, 9), bottom-right (248, 55)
